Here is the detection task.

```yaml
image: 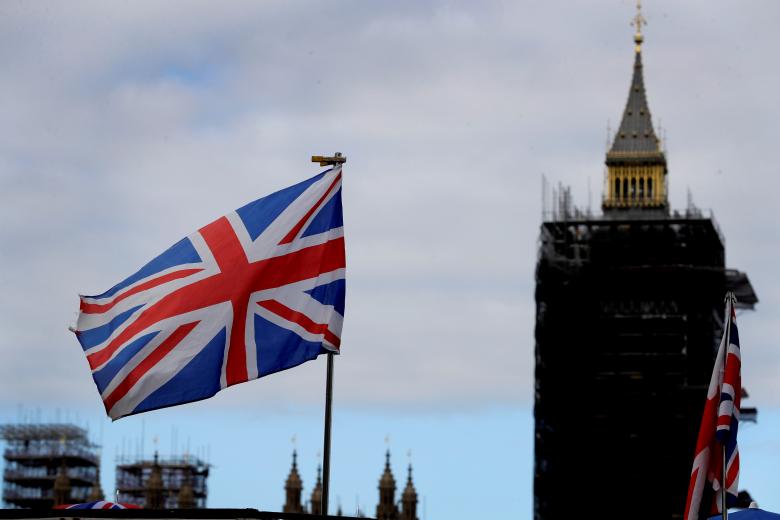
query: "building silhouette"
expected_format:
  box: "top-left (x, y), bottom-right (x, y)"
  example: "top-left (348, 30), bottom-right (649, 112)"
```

top-left (283, 449), bottom-right (418, 519)
top-left (0, 424), bottom-right (100, 508)
top-left (375, 451), bottom-right (398, 520)
top-left (283, 450), bottom-right (305, 513)
top-left (115, 452), bottom-right (209, 509)
top-left (533, 8), bottom-right (757, 520)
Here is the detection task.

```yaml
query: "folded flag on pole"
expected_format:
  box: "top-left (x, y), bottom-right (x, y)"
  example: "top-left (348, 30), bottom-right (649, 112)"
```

top-left (72, 167), bottom-right (346, 420)
top-left (685, 293), bottom-right (741, 520)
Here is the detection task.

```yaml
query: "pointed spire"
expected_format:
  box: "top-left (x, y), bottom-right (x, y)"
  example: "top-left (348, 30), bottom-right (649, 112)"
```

top-left (376, 450), bottom-right (398, 520)
top-left (402, 464), bottom-right (417, 500)
top-left (401, 463), bottom-right (418, 520)
top-left (379, 450), bottom-right (395, 490)
top-left (310, 464), bottom-right (323, 515)
top-left (283, 450), bottom-right (304, 513)
top-left (603, 1), bottom-right (668, 212)
top-left (286, 450), bottom-right (301, 485)
top-left (609, 33), bottom-right (661, 156)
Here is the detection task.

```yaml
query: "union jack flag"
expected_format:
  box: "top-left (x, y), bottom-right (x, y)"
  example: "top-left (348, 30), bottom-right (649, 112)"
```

top-left (55, 501), bottom-right (141, 510)
top-left (684, 293), bottom-right (741, 520)
top-left (72, 167), bottom-right (346, 420)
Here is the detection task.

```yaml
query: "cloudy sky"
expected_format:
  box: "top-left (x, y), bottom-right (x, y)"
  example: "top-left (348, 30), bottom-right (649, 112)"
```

top-left (1, 1), bottom-right (779, 518)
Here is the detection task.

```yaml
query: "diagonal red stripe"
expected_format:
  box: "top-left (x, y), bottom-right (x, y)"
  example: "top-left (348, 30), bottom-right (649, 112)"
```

top-left (278, 172), bottom-right (341, 245)
top-left (258, 299), bottom-right (340, 348)
top-left (80, 268), bottom-right (203, 314)
top-left (87, 212), bottom-right (345, 377)
top-left (103, 321), bottom-right (198, 413)
top-left (259, 237), bottom-right (346, 290)
top-left (85, 237), bottom-right (344, 370)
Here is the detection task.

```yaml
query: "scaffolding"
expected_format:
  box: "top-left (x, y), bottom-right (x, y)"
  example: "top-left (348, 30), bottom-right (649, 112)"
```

top-left (534, 207), bottom-right (757, 520)
top-left (115, 454), bottom-right (209, 509)
top-left (1, 424), bottom-right (100, 508)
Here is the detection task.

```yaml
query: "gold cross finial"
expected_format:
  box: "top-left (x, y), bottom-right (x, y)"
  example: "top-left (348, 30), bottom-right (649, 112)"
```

top-left (311, 153), bottom-right (346, 167)
top-left (631, 0), bottom-right (646, 52)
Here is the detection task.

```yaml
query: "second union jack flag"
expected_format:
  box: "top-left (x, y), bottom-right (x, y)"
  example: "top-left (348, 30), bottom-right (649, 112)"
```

top-left (684, 293), bottom-right (741, 520)
top-left (73, 167), bottom-right (346, 420)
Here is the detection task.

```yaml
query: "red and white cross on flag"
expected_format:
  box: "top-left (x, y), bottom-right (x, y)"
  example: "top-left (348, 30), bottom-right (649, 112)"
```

top-left (684, 293), bottom-right (741, 520)
top-left (73, 166), bottom-right (346, 419)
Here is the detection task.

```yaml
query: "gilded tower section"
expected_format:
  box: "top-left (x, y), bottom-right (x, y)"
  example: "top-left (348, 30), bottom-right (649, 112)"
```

top-left (603, 4), bottom-right (668, 212)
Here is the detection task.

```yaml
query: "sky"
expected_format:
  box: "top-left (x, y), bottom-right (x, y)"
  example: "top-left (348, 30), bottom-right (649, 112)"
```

top-left (0, 0), bottom-right (779, 518)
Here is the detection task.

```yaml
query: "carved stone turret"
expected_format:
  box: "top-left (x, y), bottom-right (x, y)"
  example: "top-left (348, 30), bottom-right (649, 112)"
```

top-left (310, 465), bottom-right (323, 515)
top-left (375, 450), bottom-right (398, 520)
top-left (400, 464), bottom-right (418, 520)
top-left (282, 450), bottom-right (304, 513)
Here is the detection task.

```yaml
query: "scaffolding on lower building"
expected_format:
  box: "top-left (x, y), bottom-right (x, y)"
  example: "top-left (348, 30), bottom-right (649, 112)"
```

top-left (115, 454), bottom-right (209, 509)
top-left (1, 424), bottom-right (100, 509)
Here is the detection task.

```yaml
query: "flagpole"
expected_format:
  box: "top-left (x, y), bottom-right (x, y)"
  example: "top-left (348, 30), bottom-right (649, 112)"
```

top-left (322, 351), bottom-right (334, 517)
top-left (721, 292), bottom-right (734, 520)
top-left (311, 153), bottom-right (346, 518)
top-left (721, 445), bottom-right (727, 520)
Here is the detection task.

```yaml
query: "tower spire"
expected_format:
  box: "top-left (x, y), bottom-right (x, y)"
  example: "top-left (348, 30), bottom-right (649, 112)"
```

top-left (283, 450), bottom-right (304, 513)
top-left (310, 464), bottom-right (323, 515)
top-left (376, 450), bottom-right (398, 520)
top-left (400, 463), bottom-right (419, 520)
top-left (603, 2), bottom-right (668, 213)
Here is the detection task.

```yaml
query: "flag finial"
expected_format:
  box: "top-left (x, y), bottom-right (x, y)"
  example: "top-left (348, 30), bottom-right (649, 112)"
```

top-left (312, 153), bottom-right (346, 167)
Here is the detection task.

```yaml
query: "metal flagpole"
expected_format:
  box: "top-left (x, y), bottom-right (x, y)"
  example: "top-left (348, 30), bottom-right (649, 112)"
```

top-left (721, 292), bottom-right (734, 520)
top-left (322, 351), bottom-right (334, 516)
top-left (311, 153), bottom-right (346, 518)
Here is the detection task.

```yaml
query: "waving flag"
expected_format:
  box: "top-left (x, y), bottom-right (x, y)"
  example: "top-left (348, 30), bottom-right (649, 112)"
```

top-left (685, 293), bottom-right (741, 520)
top-left (72, 167), bottom-right (346, 420)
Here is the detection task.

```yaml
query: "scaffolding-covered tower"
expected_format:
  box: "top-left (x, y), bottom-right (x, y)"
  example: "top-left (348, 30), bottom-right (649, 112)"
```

top-left (534, 208), bottom-right (757, 519)
top-left (1, 424), bottom-right (100, 508)
top-left (534, 9), bottom-right (757, 520)
top-left (115, 454), bottom-right (209, 509)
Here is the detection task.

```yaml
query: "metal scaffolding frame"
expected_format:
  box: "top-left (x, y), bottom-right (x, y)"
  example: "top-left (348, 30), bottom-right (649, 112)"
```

top-left (1, 424), bottom-right (100, 509)
top-left (534, 211), bottom-right (756, 520)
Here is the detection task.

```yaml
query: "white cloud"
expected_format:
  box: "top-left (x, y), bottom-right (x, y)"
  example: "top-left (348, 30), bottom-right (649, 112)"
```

top-left (1, 0), bottom-right (779, 414)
